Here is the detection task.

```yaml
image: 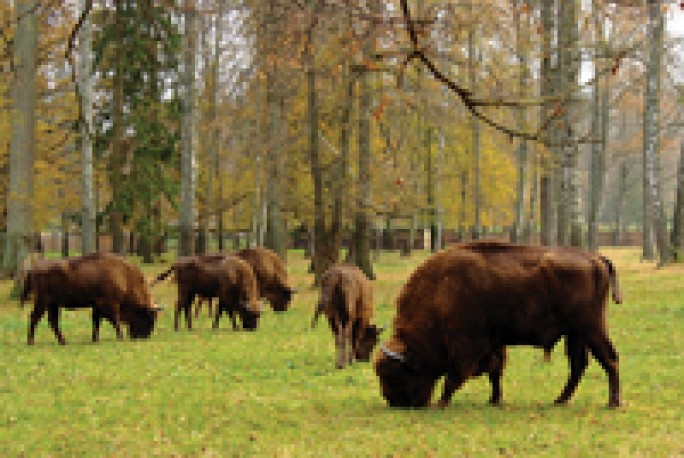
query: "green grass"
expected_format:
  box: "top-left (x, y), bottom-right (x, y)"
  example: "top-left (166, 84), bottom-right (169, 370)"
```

top-left (0, 248), bottom-right (682, 456)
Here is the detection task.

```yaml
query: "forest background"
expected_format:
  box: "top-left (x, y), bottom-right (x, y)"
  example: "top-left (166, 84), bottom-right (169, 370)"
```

top-left (1, 0), bottom-right (683, 283)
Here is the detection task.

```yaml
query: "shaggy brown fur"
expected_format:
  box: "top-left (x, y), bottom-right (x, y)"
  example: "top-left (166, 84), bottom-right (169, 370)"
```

top-left (235, 247), bottom-right (294, 312)
top-left (211, 256), bottom-right (261, 330)
top-left (374, 241), bottom-right (622, 409)
top-left (153, 255), bottom-right (260, 330)
top-left (20, 254), bottom-right (162, 345)
top-left (312, 264), bottom-right (381, 369)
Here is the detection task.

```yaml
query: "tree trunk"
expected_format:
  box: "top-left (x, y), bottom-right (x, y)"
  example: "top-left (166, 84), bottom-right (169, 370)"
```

top-left (3, 0), bottom-right (37, 277)
top-left (110, 0), bottom-right (125, 254)
top-left (79, 0), bottom-right (96, 255)
top-left (539, 0), bottom-right (555, 246)
top-left (179, 0), bottom-right (197, 257)
top-left (671, 139), bottom-right (684, 260)
top-left (512, 0), bottom-right (529, 244)
top-left (353, 34), bottom-right (375, 280)
top-left (468, 12), bottom-right (481, 240)
top-left (557, 0), bottom-right (582, 247)
top-left (612, 161), bottom-right (628, 246)
top-left (643, 0), bottom-right (671, 265)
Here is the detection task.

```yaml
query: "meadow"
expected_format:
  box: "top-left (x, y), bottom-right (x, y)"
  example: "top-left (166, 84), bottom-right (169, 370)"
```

top-left (0, 247), bottom-right (682, 457)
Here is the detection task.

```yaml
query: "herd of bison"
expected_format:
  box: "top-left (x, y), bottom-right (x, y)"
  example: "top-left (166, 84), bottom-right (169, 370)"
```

top-left (18, 241), bottom-right (623, 409)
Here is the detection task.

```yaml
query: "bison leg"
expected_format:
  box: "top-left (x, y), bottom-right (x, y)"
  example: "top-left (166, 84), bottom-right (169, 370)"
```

top-left (47, 305), bottom-right (66, 345)
top-left (228, 309), bottom-right (239, 330)
top-left (111, 304), bottom-right (124, 340)
top-left (585, 333), bottom-right (620, 408)
top-left (92, 309), bottom-right (102, 343)
top-left (194, 298), bottom-right (202, 318)
top-left (27, 304), bottom-right (47, 345)
top-left (184, 299), bottom-right (193, 330)
top-left (555, 335), bottom-right (588, 405)
top-left (206, 298), bottom-right (213, 317)
top-left (487, 348), bottom-right (506, 405)
top-left (212, 302), bottom-right (222, 329)
top-left (334, 325), bottom-right (353, 369)
top-left (437, 371), bottom-right (467, 408)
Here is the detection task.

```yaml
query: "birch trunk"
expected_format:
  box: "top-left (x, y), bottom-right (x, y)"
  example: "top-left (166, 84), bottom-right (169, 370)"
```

top-left (513, 0), bottom-right (529, 244)
top-left (539, 0), bottom-right (555, 246)
top-left (643, 0), bottom-right (671, 265)
top-left (3, 0), bottom-right (37, 275)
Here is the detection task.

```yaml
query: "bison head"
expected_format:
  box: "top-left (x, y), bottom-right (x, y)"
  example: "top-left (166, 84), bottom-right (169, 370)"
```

top-left (354, 324), bottom-right (382, 362)
top-left (122, 305), bottom-right (162, 339)
top-left (268, 286), bottom-right (294, 312)
top-left (374, 342), bottom-right (439, 408)
top-left (238, 301), bottom-right (261, 330)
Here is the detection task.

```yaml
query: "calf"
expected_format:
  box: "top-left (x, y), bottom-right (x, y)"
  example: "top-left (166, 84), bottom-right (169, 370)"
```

top-left (312, 264), bottom-right (381, 369)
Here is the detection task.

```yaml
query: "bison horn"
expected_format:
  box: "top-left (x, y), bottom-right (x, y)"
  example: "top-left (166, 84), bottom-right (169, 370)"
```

top-left (380, 345), bottom-right (406, 363)
top-left (152, 305), bottom-right (166, 312)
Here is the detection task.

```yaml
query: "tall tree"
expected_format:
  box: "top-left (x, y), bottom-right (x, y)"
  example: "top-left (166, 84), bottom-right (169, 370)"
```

top-left (557, 0), bottom-right (582, 247)
top-left (352, 0), bottom-right (377, 280)
top-left (468, 3), bottom-right (481, 240)
top-left (179, 0), bottom-right (198, 256)
top-left (512, 0), bottom-right (530, 243)
top-left (80, 0), bottom-right (96, 255)
top-left (539, 0), bottom-right (556, 246)
top-left (3, 0), bottom-right (37, 275)
top-left (642, 0), bottom-right (671, 265)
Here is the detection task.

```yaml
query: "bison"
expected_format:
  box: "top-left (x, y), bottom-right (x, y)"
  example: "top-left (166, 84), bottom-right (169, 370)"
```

top-left (153, 255), bottom-right (261, 331)
top-left (374, 241), bottom-right (622, 409)
top-left (311, 264), bottom-right (381, 369)
top-left (20, 253), bottom-right (163, 345)
top-left (235, 247), bottom-right (294, 312)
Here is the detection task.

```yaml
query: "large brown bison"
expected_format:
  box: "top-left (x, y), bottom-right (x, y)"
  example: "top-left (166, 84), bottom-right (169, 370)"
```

top-left (20, 253), bottom-right (163, 345)
top-left (311, 264), bottom-right (381, 369)
top-left (235, 247), bottom-right (294, 312)
top-left (153, 255), bottom-right (261, 331)
top-left (374, 241), bottom-right (622, 408)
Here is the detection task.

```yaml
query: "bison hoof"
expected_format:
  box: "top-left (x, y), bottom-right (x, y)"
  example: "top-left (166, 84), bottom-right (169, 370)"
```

top-left (27, 339), bottom-right (35, 346)
top-left (608, 399), bottom-right (621, 409)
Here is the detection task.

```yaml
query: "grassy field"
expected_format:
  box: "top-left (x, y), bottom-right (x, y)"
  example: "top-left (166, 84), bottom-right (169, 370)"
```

top-left (0, 248), bottom-right (682, 457)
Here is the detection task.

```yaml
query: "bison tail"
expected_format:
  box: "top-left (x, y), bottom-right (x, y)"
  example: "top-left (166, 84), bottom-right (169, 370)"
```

top-left (598, 255), bottom-right (623, 304)
top-left (150, 266), bottom-right (175, 286)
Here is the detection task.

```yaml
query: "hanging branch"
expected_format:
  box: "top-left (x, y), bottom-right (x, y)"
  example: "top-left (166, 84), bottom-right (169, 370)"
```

top-left (396, 0), bottom-right (640, 147)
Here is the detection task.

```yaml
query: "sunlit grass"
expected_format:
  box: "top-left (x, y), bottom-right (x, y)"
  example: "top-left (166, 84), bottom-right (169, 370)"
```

top-left (0, 247), bottom-right (682, 456)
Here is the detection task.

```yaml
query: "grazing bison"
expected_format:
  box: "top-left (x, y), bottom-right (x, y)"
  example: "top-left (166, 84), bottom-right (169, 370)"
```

top-left (20, 253), bottom-right (162, 345)
top-left (235, 247), bottom-right (294, 312)
top-left (311, 264), bottom-right (381, 369)
top-left (374, 241), bottom-right (622, 408)
top-left (153, 255), bottom-right (260, 331)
